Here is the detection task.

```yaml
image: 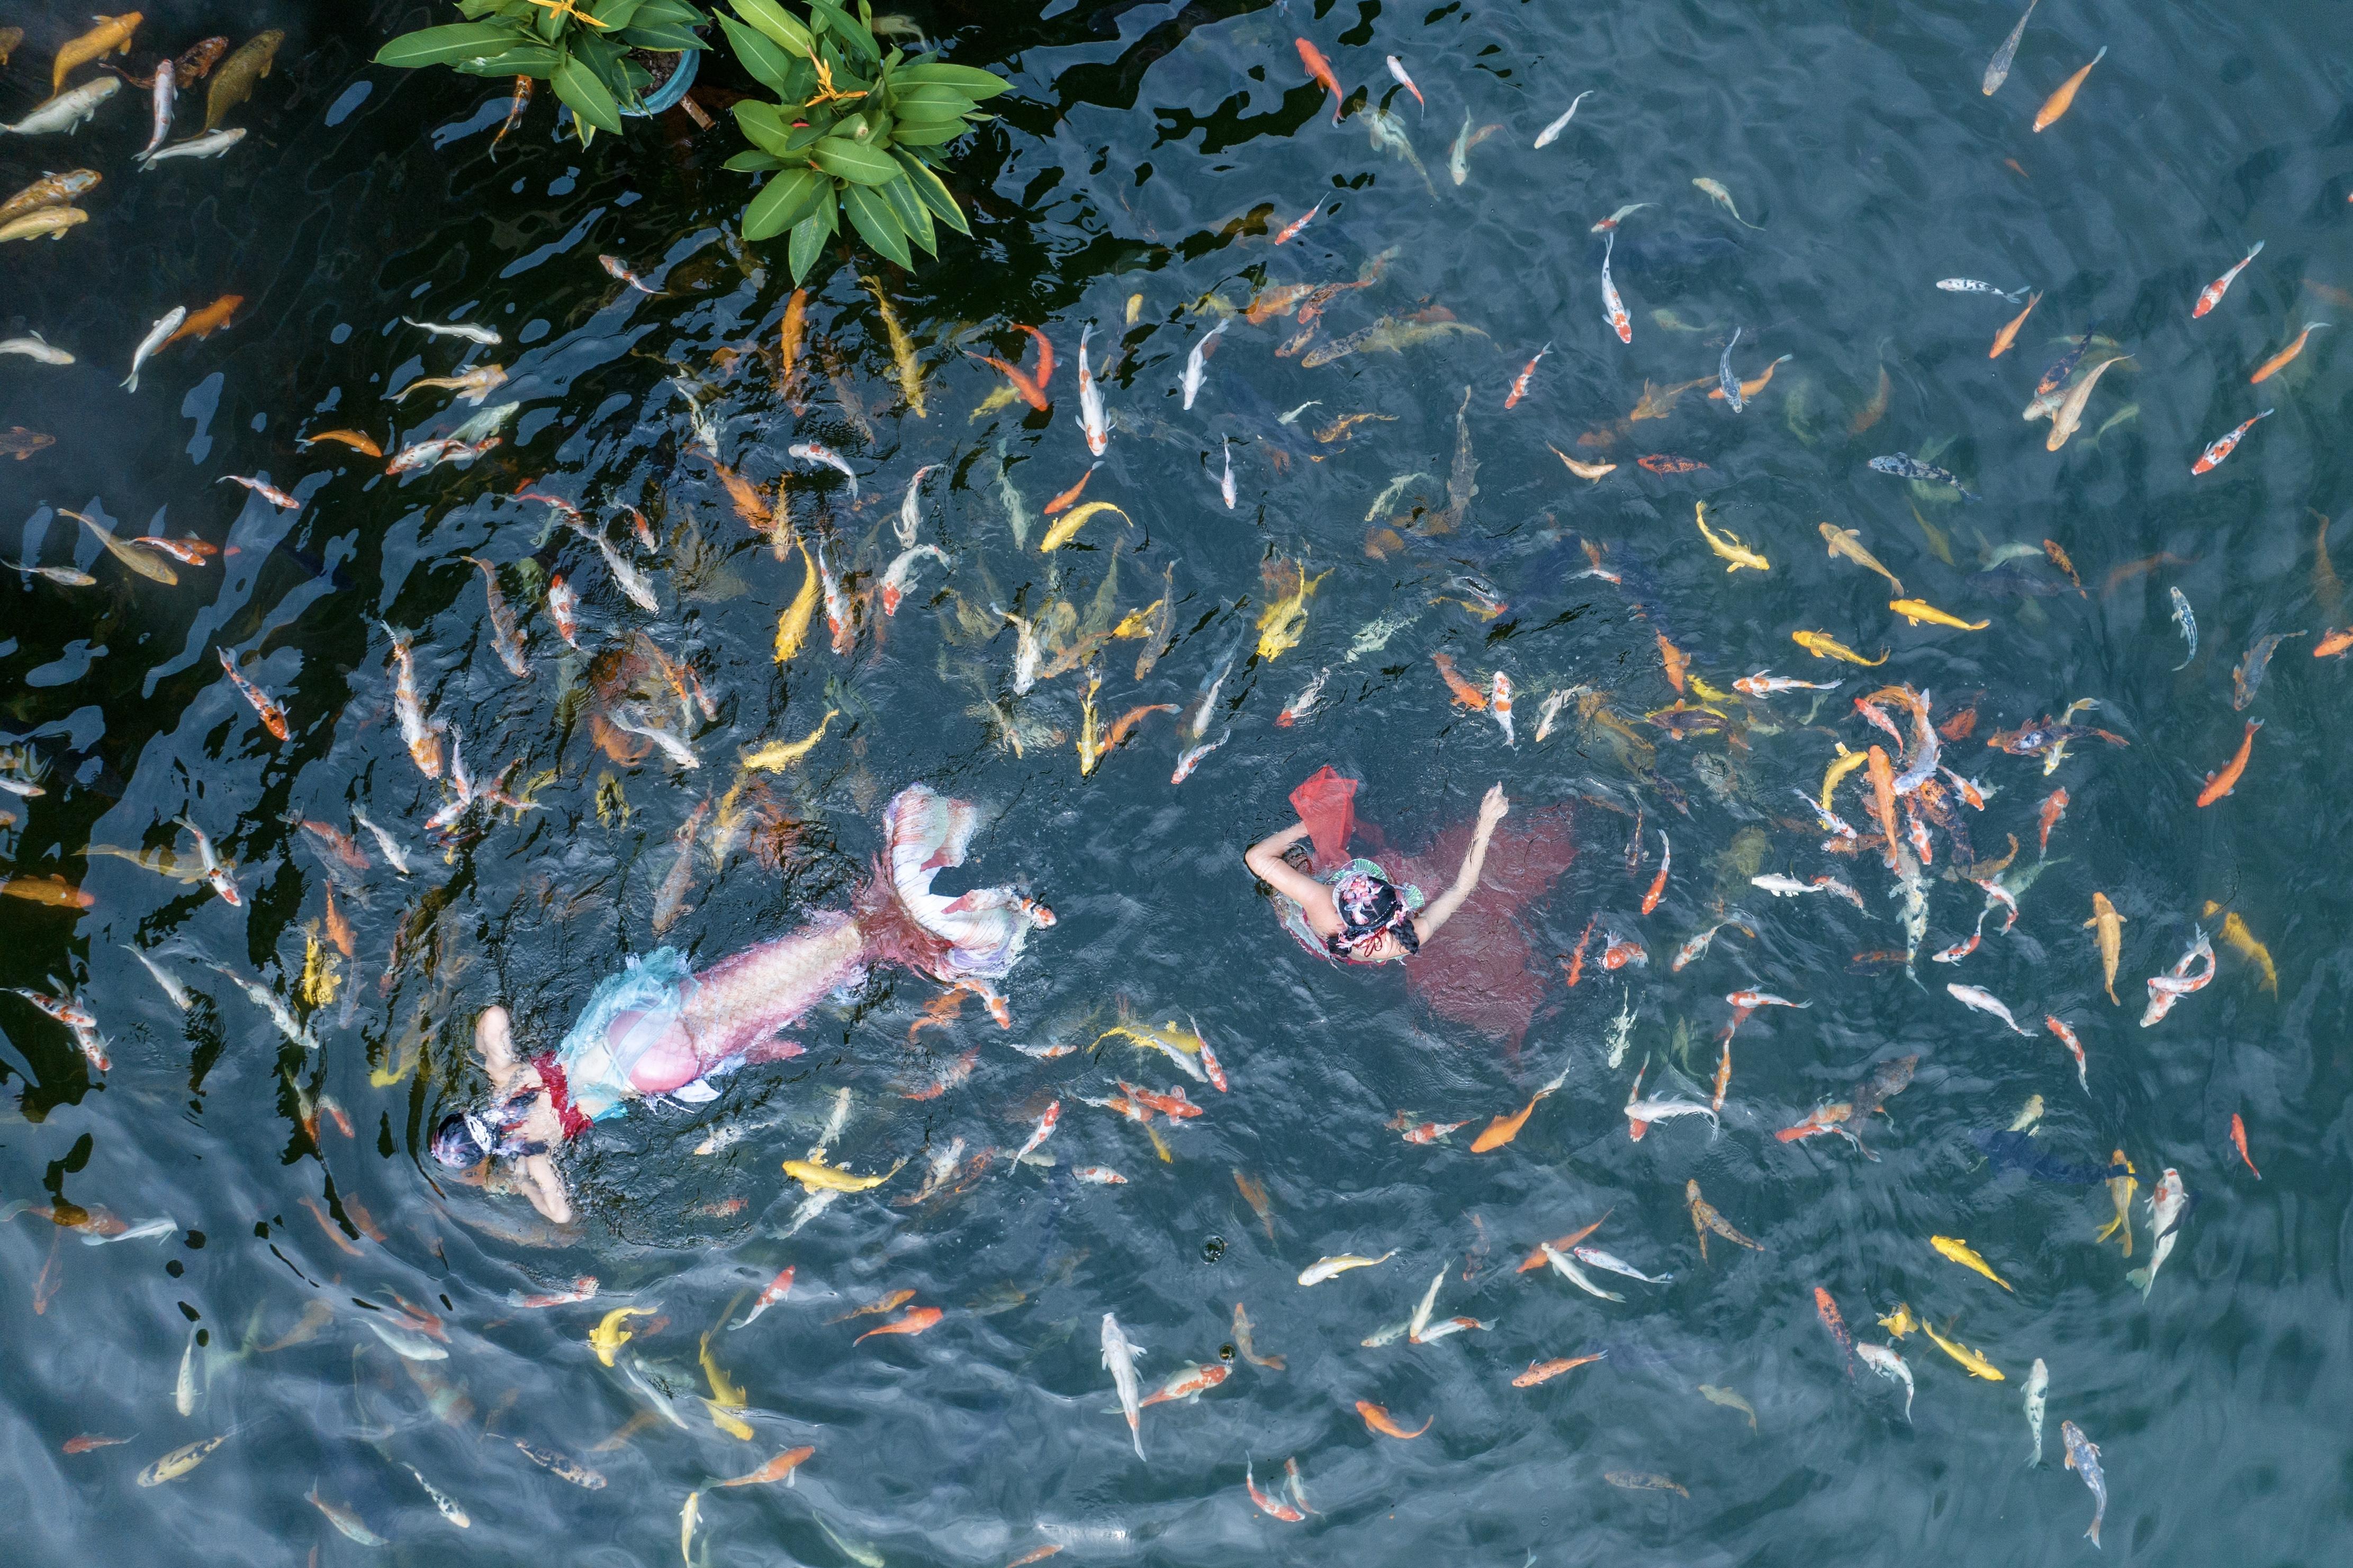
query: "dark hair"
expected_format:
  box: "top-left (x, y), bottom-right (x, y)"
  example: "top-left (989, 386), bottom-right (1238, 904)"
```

top-left (1327, 870), bottom-right (1419, 957)
top-left (431, 1112), bottom-right (490, 1169)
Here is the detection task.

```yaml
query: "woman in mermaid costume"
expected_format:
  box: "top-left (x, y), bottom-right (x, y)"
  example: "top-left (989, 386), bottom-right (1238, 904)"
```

top-left (432, 785), bottom-right (1053, 1222)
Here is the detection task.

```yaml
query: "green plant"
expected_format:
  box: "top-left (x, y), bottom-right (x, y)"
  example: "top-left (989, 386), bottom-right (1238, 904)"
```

top-left (374, 0), bottom-right (710, 146)
top-left (716, 0), bottom-right (1008, 282)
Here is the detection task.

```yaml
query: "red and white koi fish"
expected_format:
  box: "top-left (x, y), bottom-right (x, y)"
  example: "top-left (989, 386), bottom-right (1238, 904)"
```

top-left (1274, 203), bottom-right (1321, 245)
top-left (1591, 202), bottom-right (1652, 232)
top-left (2045, 1014), bottom-right (2088, 1091)
top-left (880, 544), bottom-right (950, 617)
top-left (465, 555), bottom-right (531, 679)
top-left (789, 440), bottom-right (860, 497)
top-left (1140, 1361), bottom-right (1229, 1407)
top-left (1601, 931), bottom-right (1647, 970)
top-left (1074, 1167), bottom-right (1128, 1184)
top-left (599, 254), bottom-right (656, 294)
top-left (1247, 1457), bottom-right (1305, 1520)
top-left (384, 625), bottom-right (443, 780)
top-left (1489, 672), bottom-right (1516, 746)
top-left (1172, 732), bottom-right (1227, 783)
top-left (1725, 989), bottom-right (1806, 1011)
top-left (1275, 667), bottom-right (1330, 728)
top-left (2140, 926), bottom-right (2215, 1026)
top-left (509, 1276), bottom-right (599, 1309)
top-left (1791, 790), bottom-right (1861, 843)
top-left (218, 474), bottom-right (299, 510)
top-left (2192, 409), bottom-right (2271, 474)
top-left (1601, 232), bottom-right (1632, 344)
top-left (547, 573), bottom-right (580, 648)
top-left (732, 1266), bottom-right (795, 1327)
top-left (5, 984), bottom-right (109, 1072)
top-left (1736, 673), bottom-right (1840, 696)
top-left (1076, 324), bottom-right (1109, 456)
top-left (2191, 239), bottom-right (2263, 319)
top-left (1398, 1117), bottom-right (1471, 1144)
top-left (129, 535), bottom-right (219, 566)
top-left (1671, 915), bottom-right (1752, 973)
top-left (174, 814), bottom-right (241, 907)
top-left (1015, 1101), bottom-right (1060, 1166)
top-left (817, 542), bottom-right (854, 655)
top-left (1504, 342), bottom-right (1551, 409)
top-left (1640, 831), bottom-right (1669, 914)
top-left (2038, 787), bottom-right (2068, 852)
top-left (384, 434), bottom-right (501, 474)
top-left (217, 648), bottom-right (291, 741)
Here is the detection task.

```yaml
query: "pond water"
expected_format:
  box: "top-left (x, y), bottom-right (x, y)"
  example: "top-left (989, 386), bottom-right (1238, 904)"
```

top-left (4, 1), bottom-right (2351, 1563)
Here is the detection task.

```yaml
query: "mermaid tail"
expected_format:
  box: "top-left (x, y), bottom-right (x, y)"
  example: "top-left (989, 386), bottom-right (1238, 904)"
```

top-left (555, 786), bottom-right (1047, 1118)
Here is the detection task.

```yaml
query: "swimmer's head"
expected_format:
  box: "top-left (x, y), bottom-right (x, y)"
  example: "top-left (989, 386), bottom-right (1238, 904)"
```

top-left (430, 1111), bottom-right (493, 1169)
top-left (1328, 868), bottom-right (1418, 956)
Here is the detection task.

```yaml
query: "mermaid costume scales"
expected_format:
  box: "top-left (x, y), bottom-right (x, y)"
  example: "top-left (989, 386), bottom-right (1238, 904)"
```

top-left (548, 785), bottom-right (1051, 1127)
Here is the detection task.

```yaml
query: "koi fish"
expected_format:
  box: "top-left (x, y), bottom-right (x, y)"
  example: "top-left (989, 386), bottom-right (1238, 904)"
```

top-left (1687, 1179), bottom-right (1762, 1262)
top-left (1817, 523), bottom-right (1905, 596)
top-left (1693, 501), bottom-right (1769, 572)
top-left (2063, 1421), bottom-right (2108, 1545)
top-left (1605, 1471), bottom-right (1689, 1497)
top-left (1490, 671), bottom-right (1516, 746)
top-left (1296, 37), bottom-right (1344, 123)
top-left (1139, 1361), bottom-right (1229, 1407)
top-left (600, 254), bottom-right (655, 294)
top-left (1637, 453), bottom-right (1707, 474)
top-left (1640, 831), bottom-right (1669, 914)
top-left (1693, 176), bottom-right (1763, 228)
top-left (1298, 1250), bottom-right (1396, 1285)
top-left (2193, 239), bottom-right (2264, 319)
top-left (853, 1306), bottom-right (943, 1345)
top-left (2316, 627), bottom-right (2353, 658)
top-left (2232, 632), bottom-right (2303, 709)
top-left (789, 440), bottom-right (859, 497)
top-left (781, 1158), bottom-right (899, 1193)
top-left (1793, 629), bottom-right (1888, 665)
top-left (1591, 202), bottom-right (1652, 231)
top-left (1076, 323), bottom-right (1109, 455)
top-left (2095, 1153), bottom-right (2138, 1254)
top-left (1099, 1312), bottom-right (1147, 1458)
top-left (1990, 291), bottom-right (2042, 357)
top-left (2032, 44), bottom-right (2106, 131)
top-left (1921, 1321), bottom-right (2003, 1380)
top-left (1888, 598), bottom-right (1989, 630)
top-left (2195, 718), bottom-right (2260, 806)
top-left (1431, 650), bottom-right (1488, 708)
top-left (1869, 452), bottom-right (1979, 500)
top-left (1356, 1401), bottom-right (1431, 1439)
top-left (2126, 1167), bottom-right (2187, 1296)
top-left (1273, 203), bottom-right (1320, 245)
top-left (213, 647), bottom-right (291, 740)
top-left (1505, 341), bottom-right (1551, 408)
top-left (1514, 1353), bottom-right (1604, 1387)
top-left (1245, 1457), bottom-right (1304, 1520)
top-left (1385, 53), bottom-right (1423, 111)
top-left (1947, 983), bottom-right (2033, 1037)
top-left (1601, 231), bottom-right (1632, 343)
top-left (1813, 1286), bottom-right (1855, 1376)
top-left (2192, 408), bottom-right (2273, 474)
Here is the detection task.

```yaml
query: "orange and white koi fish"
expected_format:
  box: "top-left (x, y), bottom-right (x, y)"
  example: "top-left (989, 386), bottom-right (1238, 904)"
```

top-left (217, 648), bottom-right (290, 741)
top-left (2195, 717), bottom-right (2260, 806)
top-left (2038, 786), bottom-right (2068, 852)
top-left (1814, 1286), bottom-right (1855, 1376)
top-left (2251, 321), bottom-right (2327, 383)
top-left (2031, 44), bottom-right (2106, 132)
top-left (1600, 232), bottom-right (1632, 344)
top-left (1640, 831), bottom-right (1670, 915)
top-left (880, 544), bottom-right (949, 617)
top-left (1140, 1361), bottom-right (1229, 1406)
top-left (384, 434), bottom-right (501, 474)
top-left (1990, 291), bottom-right (2042, 357)
top-left (1600, 931), bottom-right (1647, 970)
top-left (1490, 671), bottom-right (1516, 745)
top-left (1726, 989), bottom-right (1806, 1011)
top-left (1014, 1101), bottom-right (1060, 1166)
top-left (384, 625), bottom-right (443, 779)
top-left (1505, 343), bottom-right (1551, 408)
top-left (1074, 1167), bottom-right (1127, 1185)
top-left (219, 473), bottom-right (298, 510)
top-left (547, 573), bottom-right (580, 647)
top-left (510, 1275), bottom-right (599, 1309)
top-left (1172, 732), bottom-right (1227, 783)
top-left (816, 542), bottom-right (854, 655)
top-left (2045, 1014), bottom-right (2088, 1091)
top-left (1246, 1458), bottom-right (1305, 1520)
top-left (1396, 1116), bottom-right (1471, 1144)
top-left (128, 534), bottom-right (218, 565)
top-left (1431, 650), bottom-right (1487, 708)
top-left (464, 556), bottom-right (530, 679)
top-left (1273, 203), bottom-right (1321, 245)
top-left (2193, 240), bottom-right (2264, 319)
top-left (1296, 38), bottom-right (1344, 123)
top-left (1735, 673), bottom-right (1838, 697)
top-left (2191, 408), bottom-right (2272, 474)
top-left (171, 814), bottom-right (241, 907)
top-left (1385, 54), bottom-right (1423, 111)
top-left (1274, 667), bottom-right (1329, 728)
top-left (1075, 324), bottom-right (1109, 456)
top-left (1513, 1352), bottom-right (1605, 1386)
top-left (600, 253), bottom-right (656, 294)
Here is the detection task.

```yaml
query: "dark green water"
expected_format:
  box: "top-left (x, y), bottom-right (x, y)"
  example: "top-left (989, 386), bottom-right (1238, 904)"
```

top-left (4, 0), bottom-right (2351, 1561)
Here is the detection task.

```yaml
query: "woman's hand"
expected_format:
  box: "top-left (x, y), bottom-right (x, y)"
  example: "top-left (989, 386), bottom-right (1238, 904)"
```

top-left (1476, 783), bottom-right (1510, 832)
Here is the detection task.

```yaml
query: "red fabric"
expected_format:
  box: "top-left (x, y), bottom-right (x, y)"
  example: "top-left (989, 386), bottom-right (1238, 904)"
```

top-left (1389, 803), bottom-right (1579, 1048)
top-left (531, 1055), bottom-right (593, 1141)
top-left (1289, 767), bottom-right (1359, 871)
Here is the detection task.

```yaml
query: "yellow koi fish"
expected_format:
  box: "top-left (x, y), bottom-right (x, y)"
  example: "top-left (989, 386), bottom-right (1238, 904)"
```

top-left (1931, 1235), bottom-right (2014, 1291)
top-left (1792, 629), bottom-right (1888, 666)
top-left (1921, 1320), bottom-right (2004, 1380)
top-left (2203, 904), bottom-right (2277, 995)
top-left (1820, 745), bottom-right (1867, 810)
top-left (1889, 598), bottom-right (1989, 631)
top-left (1256, 562), bottom-right (1330, 661)
top-left (1877, 1302), bottom-right (1915, 1339)
top-left (1818, 523), bottom-right (1904, 596)
top-left (53, 12), bottom-right (141, 93)
top-left (2093, 1151), bottom-right (2136, 1255)
top-left (781, 1157), bottom-right (905, 1194)
top-left (740, 708), bottom-right (837, 772)
top-left (2085, 892), bottom-right (2126, 1005)
top-left (772, 540), bottom-right (821, 663)
top-left (1694, 502), bottom-right (1769, 572)
top-left (860, 274), bottom-right (925, 418)
top-left (1039, 500), bottom-right (1129, 553)
top-left (589, 1305), bottom-right (655, 1368)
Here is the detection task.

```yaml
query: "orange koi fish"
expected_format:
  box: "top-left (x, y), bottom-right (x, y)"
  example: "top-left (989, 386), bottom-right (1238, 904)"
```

top-left (301, 428), bottom-right (380, 457)
top-left (218, 648), bottom-right (290, 741)
top-left (1640, 832), bottom-right (1670, 915)
top-left (2250, 321), bottom-right (2327, 383)
top-left (1273, 203), bottom-right (1321, 245)
top-left (1658, 634), bottom-right (1689, 693)
top-left (712, 1446), bottom-right (814, 1488)
top-left (2316, 627), bottom-right (2353, 658)
top-left (966, 325), bottom-right (1053, 410)
top-left (2032, 45), bottom-right (2106, 132)
top-left (1560, 915), bottom-right (1598, 987)
top-left (1042, 464), bottom-right (1100, 517)
top-left (1637, 454), bottom-right (1707, 474)
top-left (1990, 291), bottom-right (2042, 358)
top-left (1600, 932), bottom-right (1647, 970)
top-left (1865, 745), bottom-right (1899, 870)
top-left (1355, 1401), bottom-right (1431, 1439)
top-left (2228, 1113), bottom-right (2260, 1178)
top-left (1431, 651), bottom-right (1488, 708)
top-left (1814, 1285), bottom-right (1854, 1376)
top-left (1513, 1353), bottom-right (1604, 1387)
top-left (2195, 718), bottom-right (2260, 807)
top-left (2193, 240), bottom-right (2264, 319)
top-left (1246, 1458), bottom-right (1305, 1520)
top-left (2046, 1014), bottom-right (2089, 1090)
top-left (165, 294), bottom-right (244, 347)
top-left (1296, 38), bottom-right (1344, 123)
top-left (2192, 409), bottom-right (2272, 474)
top-left (853, 1305), bottom-right (943, 1345)
top-left (2038, 787), bottom-right (2068, 852)
top-left (1504, 342), bottom-right (1551, 408)
top-left (1514, 1213), bottom-right (1611, 1273)
top-left (1140, 1361), bottom-right (1230, 1406)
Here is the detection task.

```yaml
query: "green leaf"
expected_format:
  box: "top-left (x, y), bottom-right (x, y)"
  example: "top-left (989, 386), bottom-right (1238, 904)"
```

top-left (811, 134), bottom-right (899, 185)
top-left (715, 13), bottom-right (800, 96)
top-left (617, 22), bottom-right (706, 50)
top-left (841, 182), bottom-right (912, 268)
top-left (809, 0), bottom-right (879, 64)
top-left (724, 148), bottom-right (786, 172)
top-left (891, 146), bottom-right (969, 235)
top-left (634, 0), bottom-right (706, 22)
top-left (743, 166), bottom-right (827, 240)
top-left (590, 0), bottom-right (646, 28)
top-left (373, 22), bottom-right (530, 69)
top-left (891, 62), bottom-right (1011, 98)
top-left (731, 0), bottom-right (814, 55)
top-left (880, 170), bottom-right (935, 255)
top-left (886, 83), bottom-right (980, 112)
top-left (551, 48), bottom-right (627, 134)
top-left (450, 42), bottom-right (560, 77)
top-left (890, 116), bottom-right (971, 147)
top-left (787, 201), bottom-right (836, 285)
top-left (732, 98), bottom-right (800, 156)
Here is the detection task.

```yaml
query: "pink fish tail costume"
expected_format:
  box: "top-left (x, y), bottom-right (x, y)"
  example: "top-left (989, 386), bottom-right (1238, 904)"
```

top-left (549, 786), bottom-right (1052, 1124)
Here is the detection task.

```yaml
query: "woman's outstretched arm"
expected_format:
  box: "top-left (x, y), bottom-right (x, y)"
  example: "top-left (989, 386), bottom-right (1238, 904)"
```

top-left (1245, 819), bottom-right (1340, 935)
top-left (1410, 784), bottom-right (1509, 945)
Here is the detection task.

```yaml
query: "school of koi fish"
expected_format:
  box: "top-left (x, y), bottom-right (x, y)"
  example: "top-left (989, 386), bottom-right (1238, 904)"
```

top-left (1, 3), bottom-right (2343, 1563)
